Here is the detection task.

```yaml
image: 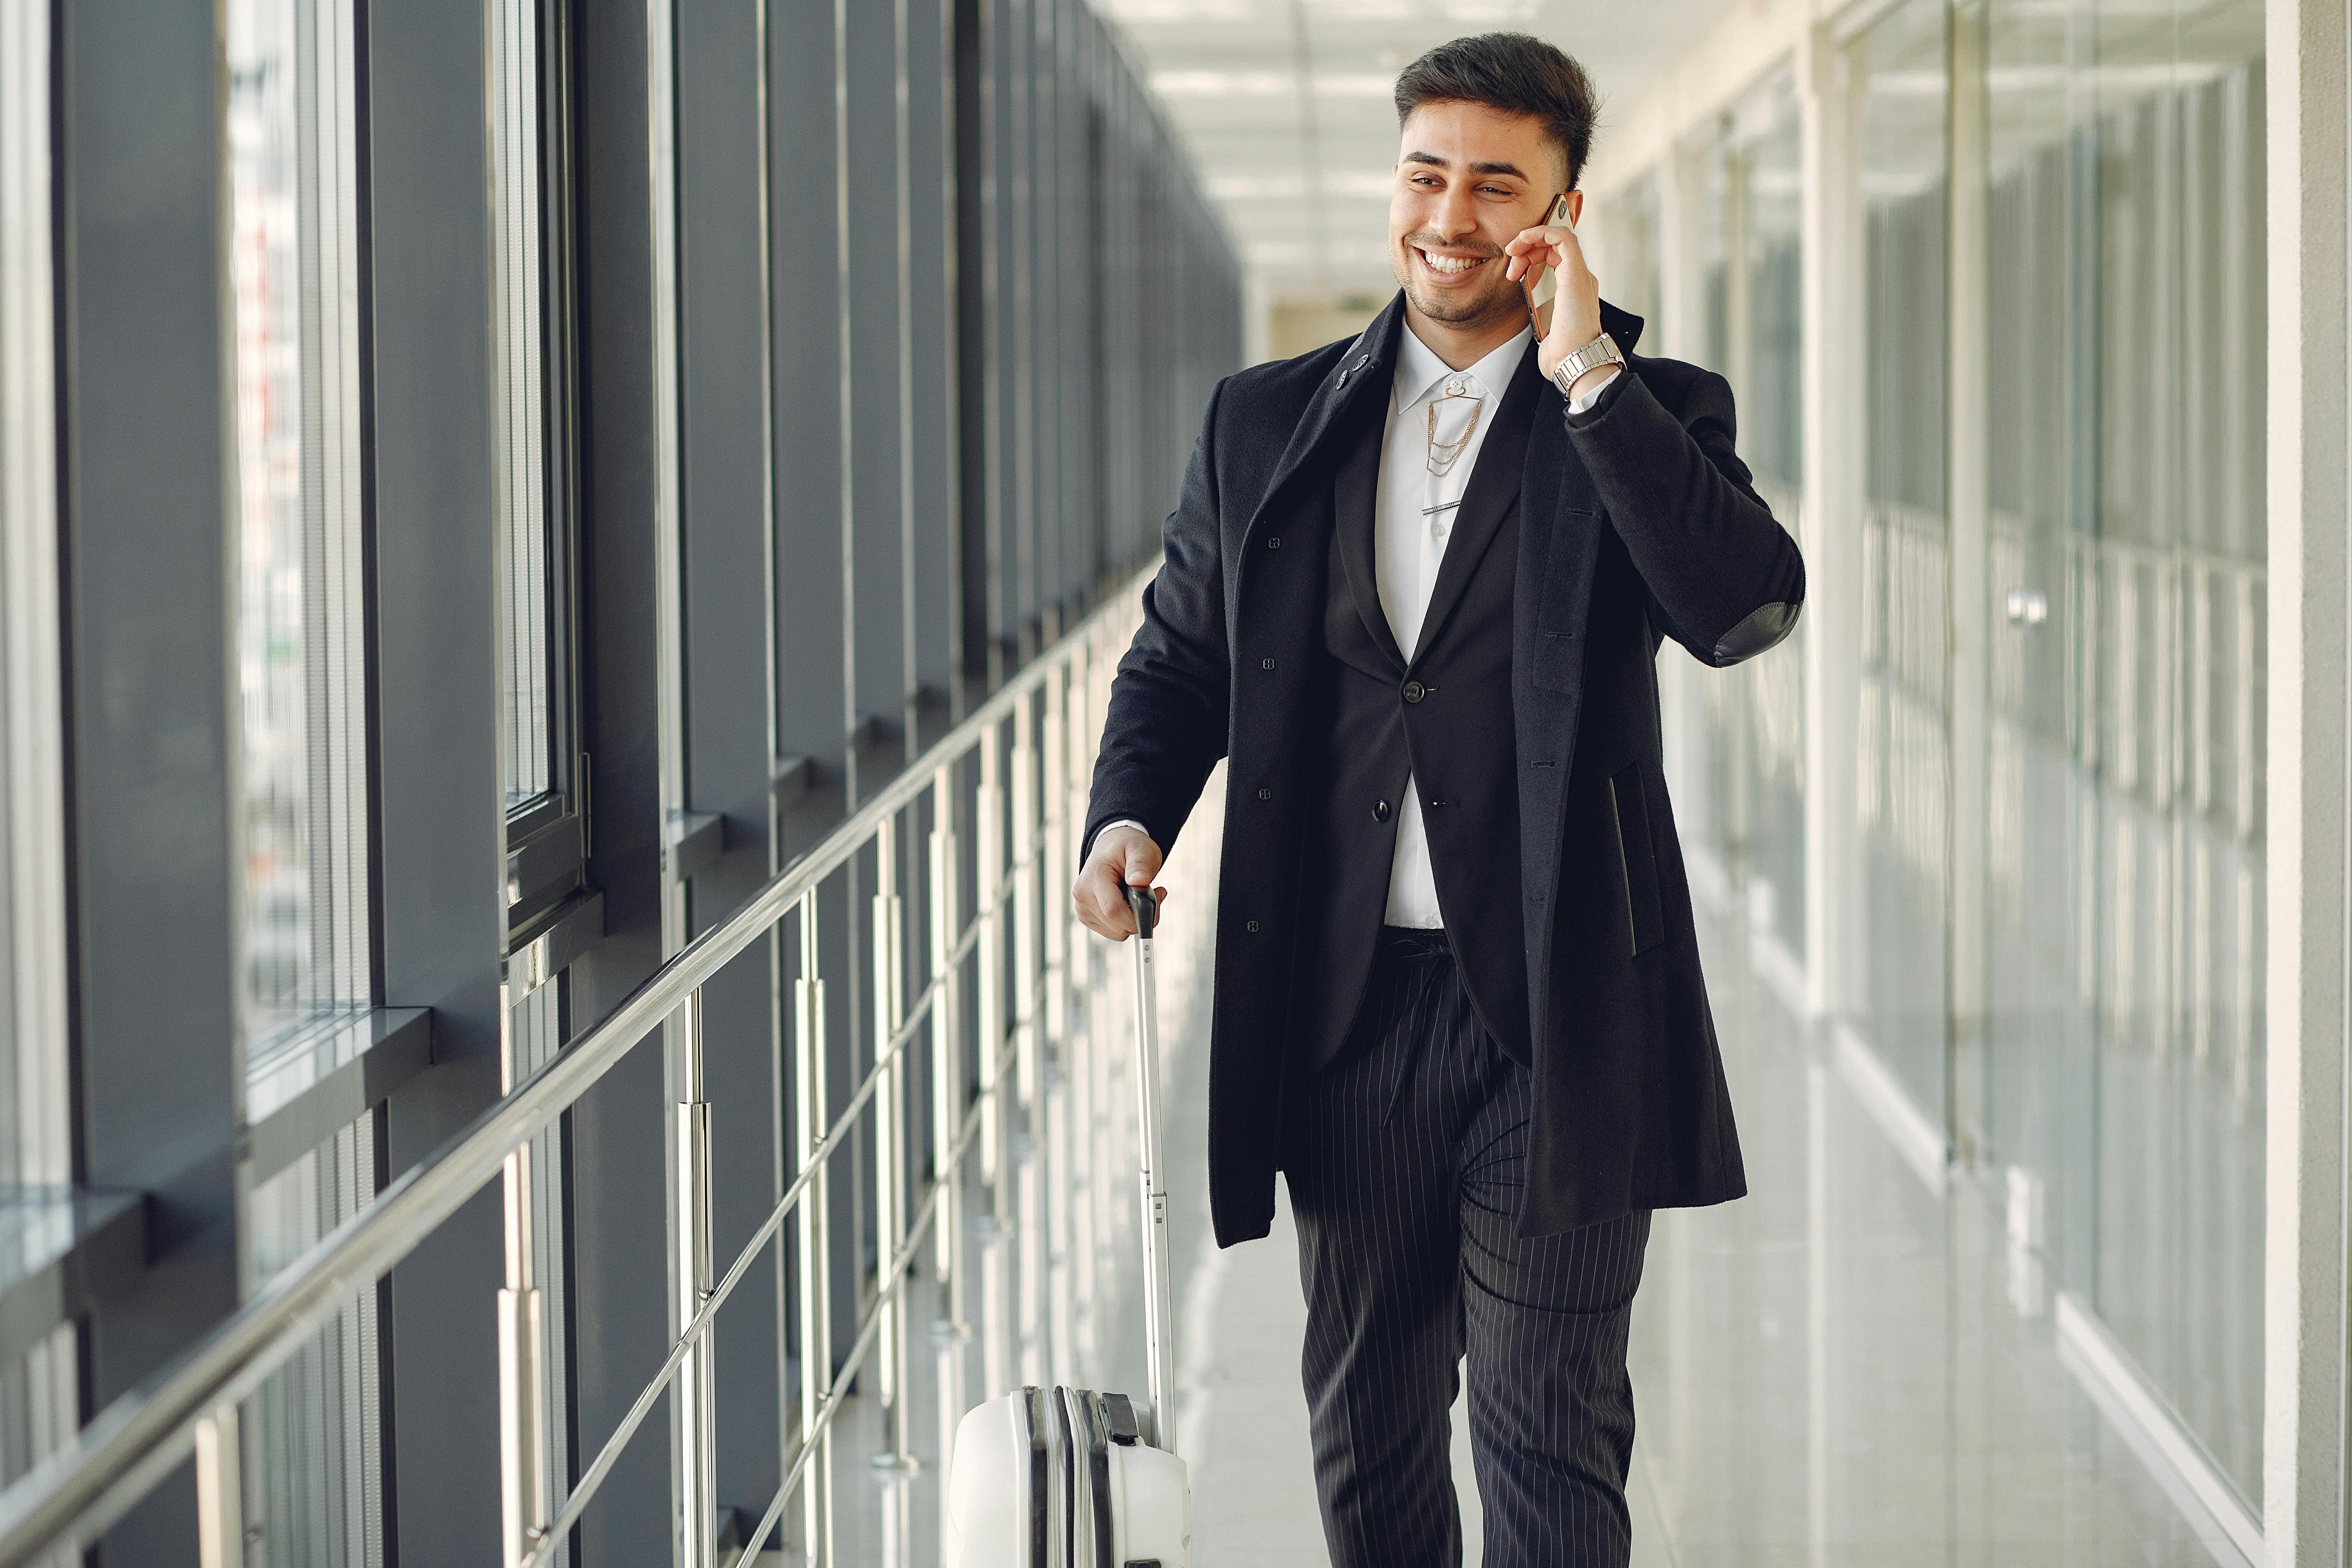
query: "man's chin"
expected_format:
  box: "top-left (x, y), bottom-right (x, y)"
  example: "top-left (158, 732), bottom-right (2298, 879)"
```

top-left (1401, 280), bottom-right (1522, 330)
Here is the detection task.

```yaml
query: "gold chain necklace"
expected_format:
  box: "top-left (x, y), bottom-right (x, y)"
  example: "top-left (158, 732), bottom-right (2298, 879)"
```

top-left (1424, 385), bottom-right (1485, 478)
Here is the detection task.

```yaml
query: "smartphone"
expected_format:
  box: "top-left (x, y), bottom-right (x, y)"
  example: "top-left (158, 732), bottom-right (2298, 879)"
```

top-left (1528, 192), bottom-right (1574, 310)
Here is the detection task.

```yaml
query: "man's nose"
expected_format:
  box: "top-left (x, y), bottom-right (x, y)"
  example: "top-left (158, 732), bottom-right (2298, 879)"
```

top-left (1428, 186), bottom-right (1479, 241)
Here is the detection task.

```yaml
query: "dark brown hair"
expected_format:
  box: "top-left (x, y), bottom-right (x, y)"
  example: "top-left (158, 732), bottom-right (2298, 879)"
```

top-left (1393, 33), bottom-right (1600, 191)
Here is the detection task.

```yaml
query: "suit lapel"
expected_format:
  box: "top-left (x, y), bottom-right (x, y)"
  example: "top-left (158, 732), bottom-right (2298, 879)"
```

top-left (1410, 342), bottom-right (1541, 665)
top-left (1330, 400), bottom-right (1403, 668)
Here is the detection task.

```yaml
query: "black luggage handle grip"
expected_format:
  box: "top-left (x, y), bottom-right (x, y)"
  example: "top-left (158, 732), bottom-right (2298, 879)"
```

top-left (1124, 884), bottom-right (1157, 939)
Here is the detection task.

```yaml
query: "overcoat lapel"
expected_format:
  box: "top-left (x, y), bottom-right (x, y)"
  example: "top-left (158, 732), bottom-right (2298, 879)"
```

top-left (1236, 297), bottom-right (1406, 566)
top-left (1330, 408), bottom-right (1403, 669)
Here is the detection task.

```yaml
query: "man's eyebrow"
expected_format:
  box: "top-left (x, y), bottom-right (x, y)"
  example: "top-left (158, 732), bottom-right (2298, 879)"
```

top-left (1399, 151), bottom-right (1530, 180)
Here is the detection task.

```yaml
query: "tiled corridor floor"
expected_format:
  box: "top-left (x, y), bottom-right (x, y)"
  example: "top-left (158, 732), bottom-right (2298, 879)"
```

top-left (806, 772), bottom-right (2250, 1566)
top-left (1160, 809), bottom-right (2250, 1567)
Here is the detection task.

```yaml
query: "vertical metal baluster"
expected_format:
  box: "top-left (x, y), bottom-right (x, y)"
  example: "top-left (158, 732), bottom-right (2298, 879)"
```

top-left (929, 765), bottom-right (966, 1321)
top-left (1040, 661), bottom-right (1073, 1383)
top-left (195, 1402), bottom-right (244, 1568)
top-left (872, 823), bottom-right (918, 1472)
top-left (674, 987), bottom-right (717, 1567)
top-left (1010, 695), bottom-right (1044, 1386)
top-left (975, 728), bottom-right (1007, 1230)
top-left (793, 891), bottom-right (834, 1566)
top-left (974, 725), bottom-right (1012, 1399)
top-left (498, 979), bottom-right (550, 1568)
top-left (1041, 664), bottom-right (1067, 1068)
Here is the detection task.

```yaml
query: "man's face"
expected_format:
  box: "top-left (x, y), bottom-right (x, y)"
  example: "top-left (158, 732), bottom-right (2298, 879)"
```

top-left (1388, 101), bottom-right (1576, 332)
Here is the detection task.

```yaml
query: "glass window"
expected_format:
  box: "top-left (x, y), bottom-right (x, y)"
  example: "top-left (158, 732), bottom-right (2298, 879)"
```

top-left (1675, 77), bottom-right (1807, 965)
top-left (0, 0), bottom-right (80, 1491)
top-left (226, 1), bottom-right (385, 1560)
top-left (229, 0), bottom-right (371, 1042)
top-left (492, 0), bottom-right (588, 929)
top-left (0, 0), bottom-right (72, 1199)
top-left (1983, 0), bottom-right (2267, 1508)
top-left (1851, 0), bottom-right (1951, 1126)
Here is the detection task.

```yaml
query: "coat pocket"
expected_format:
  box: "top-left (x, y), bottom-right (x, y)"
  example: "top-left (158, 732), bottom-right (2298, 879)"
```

top-left (1608, 763), bottom-right (1668, 957)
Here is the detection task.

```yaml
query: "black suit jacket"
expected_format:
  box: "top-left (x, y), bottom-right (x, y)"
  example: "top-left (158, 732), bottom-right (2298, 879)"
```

top-left (1295, 340), bottom-right (1544, 1074)
top-left (1082, 293), bottom-right (1806, 1244)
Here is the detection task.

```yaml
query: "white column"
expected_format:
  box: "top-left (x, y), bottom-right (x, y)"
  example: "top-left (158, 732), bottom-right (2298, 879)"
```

top-left (1798, 21), bottom-right (1865, 1023)
top-left (1943, 0), bottom-right (1991, 1158)
top-left (2262, 0), bottom-right (2350, 1558)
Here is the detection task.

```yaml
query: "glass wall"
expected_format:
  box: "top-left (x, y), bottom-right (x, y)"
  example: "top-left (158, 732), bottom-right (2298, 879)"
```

top-left (229, 0), bottom-right (372, 1043)
top-left (226, 0), bottom-right (384, 1559)
top-left (1853, 0), bottom-right (1951, 1125)
top-left (1635, 0), bottom-right (2271, 1525)
top-left (0, 0), bottom-right (79, 1493)
top-left (1678, 77), bottom-right (1808, 966)
top-left (1983, 0), bottom-right (2269, 1507)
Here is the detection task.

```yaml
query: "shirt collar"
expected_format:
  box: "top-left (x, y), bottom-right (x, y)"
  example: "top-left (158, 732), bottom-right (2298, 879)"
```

top-left (1393, 322), bottom-right (1534, 414)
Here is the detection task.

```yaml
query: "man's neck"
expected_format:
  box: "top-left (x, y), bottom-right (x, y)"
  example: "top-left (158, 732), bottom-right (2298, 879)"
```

top-left (1402, 300), bottom-right (1534, 372)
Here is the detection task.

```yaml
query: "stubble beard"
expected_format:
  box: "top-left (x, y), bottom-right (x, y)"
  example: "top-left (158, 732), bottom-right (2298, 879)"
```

top-left (1391, 238), bottom-right (1526, 334)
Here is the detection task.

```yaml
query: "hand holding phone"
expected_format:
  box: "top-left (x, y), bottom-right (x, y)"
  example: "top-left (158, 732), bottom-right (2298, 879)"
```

top-left (1526, 193), bottom-right (1574, 312)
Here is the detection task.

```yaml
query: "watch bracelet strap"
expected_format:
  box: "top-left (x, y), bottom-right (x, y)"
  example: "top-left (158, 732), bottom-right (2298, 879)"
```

top-left (1553, 332), bottom-right (1623, 398)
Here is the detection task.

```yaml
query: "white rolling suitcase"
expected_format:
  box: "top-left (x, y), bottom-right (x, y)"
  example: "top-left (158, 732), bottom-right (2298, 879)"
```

top-left (945, 886), bottom-right (1191, 1568)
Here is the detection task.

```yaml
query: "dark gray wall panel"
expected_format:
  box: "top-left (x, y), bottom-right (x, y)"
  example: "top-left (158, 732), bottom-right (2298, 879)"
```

top-left (678, 0), bottom-right (787, 1521)
top-left (570, 0), bottom-right (672, 1555)
top-left (63, 1), bottom-right (240, 1556)
top-left (365, 0), bottom-right (511, 1556)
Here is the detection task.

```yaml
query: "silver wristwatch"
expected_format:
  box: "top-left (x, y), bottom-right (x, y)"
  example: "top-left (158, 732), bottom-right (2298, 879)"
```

top-left (1551, 331), bottom-right (1625, 400)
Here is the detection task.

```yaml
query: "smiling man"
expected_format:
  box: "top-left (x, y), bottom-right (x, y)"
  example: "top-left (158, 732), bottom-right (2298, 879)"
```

top-left (1072, 33), bottom-right (1804, 1568)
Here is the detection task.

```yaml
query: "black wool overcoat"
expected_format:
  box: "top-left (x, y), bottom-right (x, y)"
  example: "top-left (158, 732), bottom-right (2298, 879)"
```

top-left (1082, 293), bottom-right (1806, 1246)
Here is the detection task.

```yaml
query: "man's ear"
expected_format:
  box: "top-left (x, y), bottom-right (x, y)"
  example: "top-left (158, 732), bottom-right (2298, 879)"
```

top-left (1564, 189), bottom-right (1586, 229)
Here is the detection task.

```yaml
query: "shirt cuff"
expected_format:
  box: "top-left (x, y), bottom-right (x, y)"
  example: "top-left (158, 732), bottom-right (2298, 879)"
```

top-left (1098, 819), bottom-right (1152, 842)
top-left (1564, 364), bottom-right (1622, 414)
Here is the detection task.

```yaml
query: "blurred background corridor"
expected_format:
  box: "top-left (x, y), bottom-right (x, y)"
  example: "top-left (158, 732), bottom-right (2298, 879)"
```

top-left (0, 0), bottom-right (2344, 1563)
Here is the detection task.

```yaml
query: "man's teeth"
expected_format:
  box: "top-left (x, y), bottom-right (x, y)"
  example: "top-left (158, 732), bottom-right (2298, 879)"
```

top-left (1421, 251), bottom-right (1479, 275)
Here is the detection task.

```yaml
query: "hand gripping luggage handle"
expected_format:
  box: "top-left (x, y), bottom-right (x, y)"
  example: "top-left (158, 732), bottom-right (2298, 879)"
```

top-left (1124, 886), bottom-right (1179, 1454)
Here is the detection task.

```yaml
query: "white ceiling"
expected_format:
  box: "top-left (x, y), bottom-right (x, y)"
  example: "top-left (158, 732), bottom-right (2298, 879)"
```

top-left (1097, 0), bottom-right (1738, 293)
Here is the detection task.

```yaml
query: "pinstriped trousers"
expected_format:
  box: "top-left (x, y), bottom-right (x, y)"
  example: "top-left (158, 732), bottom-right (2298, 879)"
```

top-left (1283, 927), bottom-right (1652, 1568)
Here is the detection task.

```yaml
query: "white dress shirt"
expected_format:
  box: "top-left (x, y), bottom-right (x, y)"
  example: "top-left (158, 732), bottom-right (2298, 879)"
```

top-left (1376, 323), bottom-right (1532, 926)
top-left (1102, 323), bottom-right (1619, 930)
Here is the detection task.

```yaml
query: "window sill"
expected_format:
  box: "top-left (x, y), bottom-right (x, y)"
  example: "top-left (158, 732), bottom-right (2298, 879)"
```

top-left (244, 1007), bottom-right (434, 1184)
top-left (0, 1188), bottom-right (144, 1366)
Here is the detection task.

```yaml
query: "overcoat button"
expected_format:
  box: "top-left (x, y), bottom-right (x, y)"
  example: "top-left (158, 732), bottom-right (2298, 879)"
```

top-left (1373, 799), bottom-right (1391, 822)
top-left (1402, 679), bottom-right (1425, 703)
top-left (1261, 657), bottom-right (1276, 670)
top-left (1245, 919), bottom-right (1261, 933)
top-left (1256, 788), bottom-right (1272, 801)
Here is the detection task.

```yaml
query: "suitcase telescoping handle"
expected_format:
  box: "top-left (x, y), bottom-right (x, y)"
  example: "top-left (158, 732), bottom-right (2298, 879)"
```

top-left (1124, 884), bottom-right (1179, 1456)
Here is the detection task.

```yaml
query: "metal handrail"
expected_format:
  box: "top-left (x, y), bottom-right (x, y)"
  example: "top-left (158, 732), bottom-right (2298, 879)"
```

top-left (0, 572), bottom-right (1148, 1567)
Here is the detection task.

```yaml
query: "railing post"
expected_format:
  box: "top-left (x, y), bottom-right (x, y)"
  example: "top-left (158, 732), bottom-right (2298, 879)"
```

top-left (975, 728), bottom-right (1007, 1231)
top-left (194, 1402), bottom-right (243, 1568)
top-left (871, 823), bottom-right (918, 1473)
top-left (792, 890), bottom-right (834, 1566)
top-left (498, 981), bottom-right (550, 1568)
top-left (1010, 694), bottom-right (1045, 1385)
top-left (928, 764), bottom-right (966, 1325)
top-left (673, 986), bottom-right (717, 1568)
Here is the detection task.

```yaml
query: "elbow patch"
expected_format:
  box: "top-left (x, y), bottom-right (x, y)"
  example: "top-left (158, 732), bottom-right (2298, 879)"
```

top-left (1713, 601), bottom-right (1799, 665)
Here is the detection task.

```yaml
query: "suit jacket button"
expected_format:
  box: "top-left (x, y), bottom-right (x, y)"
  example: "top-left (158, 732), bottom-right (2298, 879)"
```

top-left (1402, 679), bottom-right (1424, 703)
top-left (1374, 799), bottom-right (1391, 822)
top-left (1245, 919), bottom-right (1261, 933)
top-left (1266, 536), bottom-right (1282, 550)
top-left (1261, 657), bottom-right (1276, 671)
top-left (1256, 788), bottom-right (1272, 800)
